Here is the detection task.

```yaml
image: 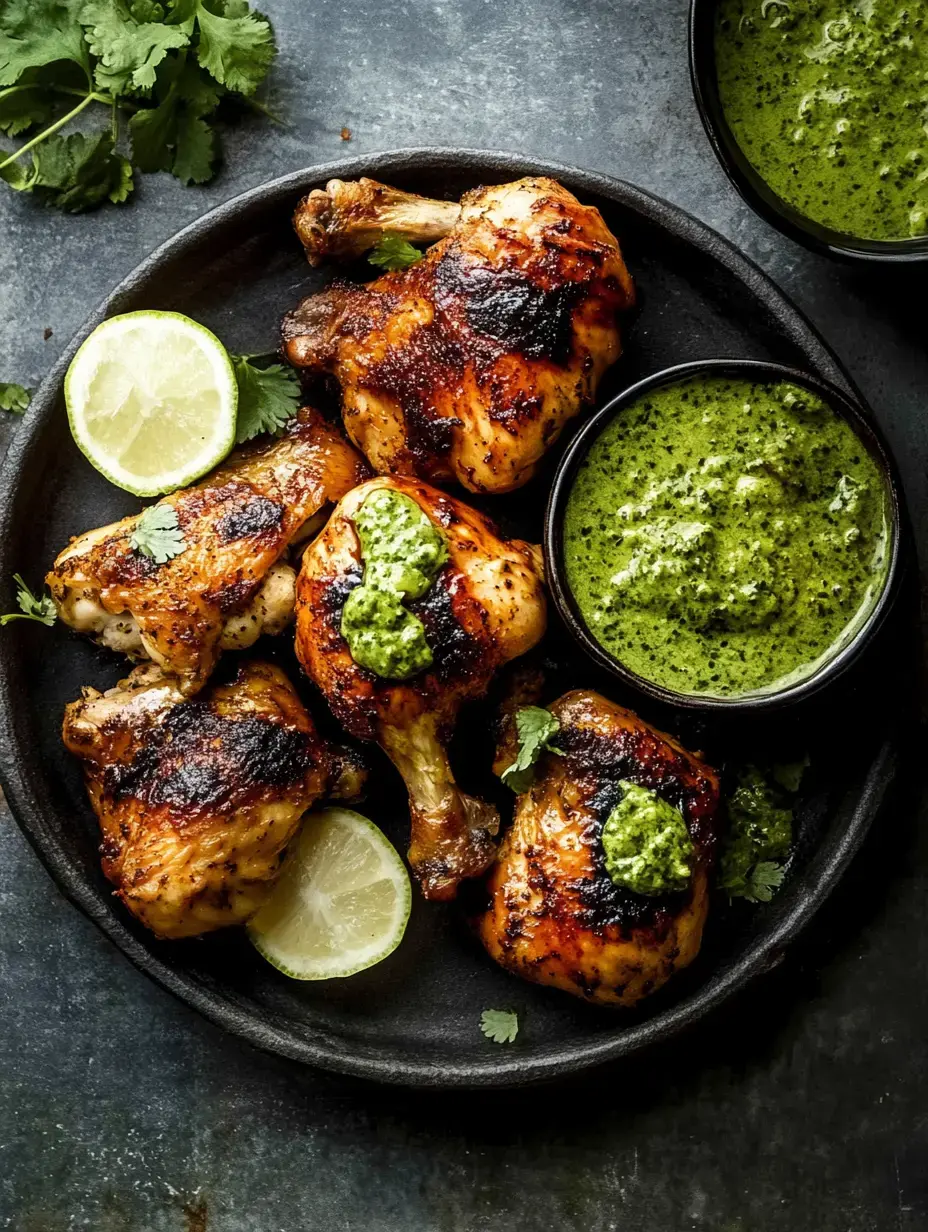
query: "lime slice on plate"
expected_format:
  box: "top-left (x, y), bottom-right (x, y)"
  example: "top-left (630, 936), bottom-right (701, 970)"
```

top-left (65, 310), bottom-right (238, 497)
top-left (248, 807), bottom-right (411, 980)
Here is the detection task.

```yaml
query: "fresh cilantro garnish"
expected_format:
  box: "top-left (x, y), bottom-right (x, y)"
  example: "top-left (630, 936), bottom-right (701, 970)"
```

top-left (500, 706), bottom-right (564, 793)
top-left (0, 0), bottom-right (278, 212)
top-left (738, 860), bottom-right (786, 903)
top-left (368, 233), bottom-right (424, 271)
top-left (129, 503), bottom-right (186, 563)
top-left (232, 356), bottom-right (301, 444)
top-left (771, 756), bottom-right (809, 794)
top-left (480, 1009), bottom-right (519, 1044)
top-left (0, 382), bottom-right (31, 412)
top-left (0, 573), bottom-right (57, 626)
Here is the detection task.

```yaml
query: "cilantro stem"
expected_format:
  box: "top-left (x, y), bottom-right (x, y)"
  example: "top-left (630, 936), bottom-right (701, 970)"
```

top-left (243, 96), bottom-right (285, 126)
top-left (0, 89), bottom-right (139, 173)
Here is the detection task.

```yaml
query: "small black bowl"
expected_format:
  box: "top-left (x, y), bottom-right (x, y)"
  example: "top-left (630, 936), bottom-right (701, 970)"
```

top-left (689, 0), bottom-right (928, 264)
top-left (544, 358), bottom-right (903, 715)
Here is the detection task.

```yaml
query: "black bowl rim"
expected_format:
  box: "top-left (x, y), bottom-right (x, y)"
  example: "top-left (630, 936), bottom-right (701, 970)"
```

top-left (0, 147), bottom-right (899, 1087)
top-left (688, 0), bottom-right (928, 264)
top-left (544, 358), bottom-right (903, 715)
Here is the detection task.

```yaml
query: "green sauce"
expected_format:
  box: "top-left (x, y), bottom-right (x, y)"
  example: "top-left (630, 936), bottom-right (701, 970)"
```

top-left (563, 375), bottom-right (890, 698)
top-left (601, 782), bottom-right (694, 896)
top-left (715, 1), bottom-right (928, 240)
top-left (341, 489), bottom-right (448, 679)
top-left (719, 766), bottom-right (796, 898)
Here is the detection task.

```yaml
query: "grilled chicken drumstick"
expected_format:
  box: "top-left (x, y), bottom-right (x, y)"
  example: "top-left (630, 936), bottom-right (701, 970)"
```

top-left (282, 176), bottom-right (634, 494)
top-left (477, 690), bottom-right (719, 1006)
top-left (63, 660), bottom-right (364, 940)
top-left (294, 475), bottom-right (546, 901)
top-left (48, 408), bottom-right (368, 694)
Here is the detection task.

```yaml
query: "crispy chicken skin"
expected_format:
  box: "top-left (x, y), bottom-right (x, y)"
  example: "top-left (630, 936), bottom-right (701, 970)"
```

top-left (477, 690), bottom-right (719, 1007)
top-left (62, 660), bottom-right (357, 940)
top-left (294, 475), bottom-right (546, 900)
top-left (48, 409), bottom-right (369, 694)
top-left (282, 177), bottom-right (635, 494)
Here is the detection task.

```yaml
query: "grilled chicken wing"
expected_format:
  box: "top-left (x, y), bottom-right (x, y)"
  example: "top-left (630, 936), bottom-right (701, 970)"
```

top-left (48, 408), bottom-right (368, 694)
top-left (282, 177), bottom-right (634, 493)
top-left (62, 659), bottom-right (360, 939)
top-left (294, 475), bottom-right (546, 900)
top-left (477, 690), bottom-right (719, 1006)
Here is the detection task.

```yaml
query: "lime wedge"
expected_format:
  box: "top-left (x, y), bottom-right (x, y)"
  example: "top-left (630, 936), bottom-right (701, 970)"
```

top-left (65, 310), bottom-right (238, 497)
top-left (248, 807), bottom-right (411, 980)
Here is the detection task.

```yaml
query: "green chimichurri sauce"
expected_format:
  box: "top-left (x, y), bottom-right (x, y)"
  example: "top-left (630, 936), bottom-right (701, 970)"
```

top-left (341, 488), bottom-right (448, 680)
top-left (562, 376), bottom-right (890, 698)
top-left (601, 781), bottom-right (694, 897)
top-left (715, 1), bottom-right (928, 241)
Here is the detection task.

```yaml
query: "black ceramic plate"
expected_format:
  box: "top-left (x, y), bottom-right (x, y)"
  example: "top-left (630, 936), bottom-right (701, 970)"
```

top-left (0, 149), bottom-right (906, 1087)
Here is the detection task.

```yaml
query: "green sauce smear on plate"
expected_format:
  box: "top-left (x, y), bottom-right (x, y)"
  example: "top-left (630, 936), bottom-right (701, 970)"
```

top-left (562, 375), bottom-right (890, 698)
top-left (715, 0), bottom-right (928, 240)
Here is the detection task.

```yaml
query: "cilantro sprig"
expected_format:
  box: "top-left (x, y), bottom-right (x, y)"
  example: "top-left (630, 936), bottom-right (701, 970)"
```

top-left (368, 233), bottom-right (423, 271)
top-left (129, 503), bottom-right (186, 562)
top-left (480, 1009), bottom-right (519, 1045)
top-left (232, 356), bottom-right (301, 444)
top-left (0, 0), bottom-right (279, 213)
top-left (719, 761), bottom-right (807, 904)
top-left (0, 573), bottom-right (57, 626)
top-left (500, 706), bottom-right (564, 794)
top-left (0, 382), bottom-right (31, 413)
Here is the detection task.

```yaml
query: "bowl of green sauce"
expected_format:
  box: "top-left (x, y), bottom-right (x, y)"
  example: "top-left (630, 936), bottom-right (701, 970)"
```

top-left (690, 0), bottom-right (928, 261)
top-left (545, 360), bottom-right (901, 712)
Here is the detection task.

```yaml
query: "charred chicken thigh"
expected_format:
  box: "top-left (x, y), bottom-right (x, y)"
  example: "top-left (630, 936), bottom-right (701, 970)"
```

top-left (62, 660), bottom-right (363, 939)
top-left (48, 408), bottom-right (368, 694)
top-left (477, 690), bottom-right (719, 1006)
top-left (295, 475), bottom-right (546, 900)
top-left (282, 176), bottom-right (635, 493)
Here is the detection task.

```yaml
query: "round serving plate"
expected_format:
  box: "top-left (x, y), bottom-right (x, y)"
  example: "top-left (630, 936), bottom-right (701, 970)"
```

top-left (0, 149), bottom-right (909, 1087)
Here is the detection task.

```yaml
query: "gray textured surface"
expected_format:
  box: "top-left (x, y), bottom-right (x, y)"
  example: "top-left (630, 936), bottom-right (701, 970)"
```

top-left (1, 1), bottom-right (927, 1228)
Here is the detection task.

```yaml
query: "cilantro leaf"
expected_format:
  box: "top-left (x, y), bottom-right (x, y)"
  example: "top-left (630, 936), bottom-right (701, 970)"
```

top-left (129, 503), bottom-right (186, 562)
top-left (232, 356), bottom-right (301, 444)
top-left (368, 234), bottom-right (423, 271)
top-left (480, 1009), bottom-right (519, 1045)
top-left (0, 0), bottom-right (91, 87)
top-left (500, 706), bottom-right (563, 793)
top-left (0, 84), bottom-right (54, 137)
top-left (0, 382), bottom-right (31, 412)
top-left (22, 130), bottom-right (133, 211)
top-left (80, 0), bottom-right (189, 94)
top-left (193, 0), bottom-right (274, 96)
top-left (0, 573), bottom-right (57, 626)
top-left (736, 860), bottom-right (786, 904)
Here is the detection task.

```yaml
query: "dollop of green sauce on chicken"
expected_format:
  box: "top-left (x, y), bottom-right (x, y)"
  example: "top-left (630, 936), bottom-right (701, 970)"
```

top-left (601, 781), bottom-right (694, 897)
top-left (341, 488), bottom-right (448, 680)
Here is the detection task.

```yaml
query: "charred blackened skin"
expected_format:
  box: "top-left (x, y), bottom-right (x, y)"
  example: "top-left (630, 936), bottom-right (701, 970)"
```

top-left (215, 495), bottom-right (285, 543)
top-left (435, 257), bottom-right (584, 365)
top-left (408, 574), bottom-right (483, 683)
top-left (556, 723), bottom-right (716, 932)
top-left (105, 703), bottom-right (317, 813)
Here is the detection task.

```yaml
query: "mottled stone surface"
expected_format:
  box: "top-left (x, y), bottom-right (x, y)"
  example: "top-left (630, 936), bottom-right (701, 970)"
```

top-left (2, 1), bottom-right (927, 1228)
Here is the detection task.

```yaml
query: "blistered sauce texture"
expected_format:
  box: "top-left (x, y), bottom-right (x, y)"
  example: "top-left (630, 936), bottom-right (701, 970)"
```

top-left (563, 375), bottom-right (890, 698)
top-left (716, 1), bottom-right (928, 240)
top-left (340, 489), bottom-right (448, 679)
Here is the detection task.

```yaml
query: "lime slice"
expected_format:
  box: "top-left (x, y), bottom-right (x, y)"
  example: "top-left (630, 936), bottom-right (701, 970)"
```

top-left (65, 310), bottom-right (238, 497)
top-left (248, 807), bottom-right (411, 980)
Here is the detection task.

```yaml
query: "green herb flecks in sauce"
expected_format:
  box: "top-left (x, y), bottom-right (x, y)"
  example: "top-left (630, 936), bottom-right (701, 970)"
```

top-left (716, 0), bottom-right (928, 240)
top-left (601, 781), bottom-right (694, 897)
top-left (341, 488), bottom-right (448, 680)
top-left (563, 376), bottom-right (889, 698)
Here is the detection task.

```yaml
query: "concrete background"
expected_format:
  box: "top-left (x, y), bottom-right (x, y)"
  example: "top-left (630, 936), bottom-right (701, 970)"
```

top-left (2, 1), bottom-right (927, 1228)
